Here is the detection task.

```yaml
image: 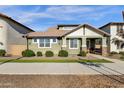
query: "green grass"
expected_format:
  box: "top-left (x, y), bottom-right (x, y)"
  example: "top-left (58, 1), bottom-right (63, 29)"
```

top-left (0, 59), bottom-right (112, 63)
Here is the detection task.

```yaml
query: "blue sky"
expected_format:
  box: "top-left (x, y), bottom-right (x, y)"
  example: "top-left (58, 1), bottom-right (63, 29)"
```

top-left (0, 5), bottom-right (124, 31)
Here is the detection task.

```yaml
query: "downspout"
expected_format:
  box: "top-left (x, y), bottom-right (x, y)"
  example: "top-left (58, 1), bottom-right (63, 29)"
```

top-left (26, 36), bottom-right (29, 50)
top-left (22, 34), bottom-right (29, 50)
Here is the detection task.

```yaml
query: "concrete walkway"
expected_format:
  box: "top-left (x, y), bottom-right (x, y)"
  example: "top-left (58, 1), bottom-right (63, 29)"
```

top-left (89, 54), bottom-right (124, 63)
top-left (0, 62), bottom-right (123, 75)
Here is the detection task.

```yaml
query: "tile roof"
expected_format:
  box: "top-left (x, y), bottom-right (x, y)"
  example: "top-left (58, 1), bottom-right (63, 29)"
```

top-left (27, 27), bottom-right (70, 38)
top-left (27, 24), bottom-right (110, 38)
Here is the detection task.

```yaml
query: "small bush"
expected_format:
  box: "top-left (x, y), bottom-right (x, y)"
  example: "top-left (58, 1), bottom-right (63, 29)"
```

top-left (58, 50), bottom-right (68, 57)
top-left (0, 49), bottom-right (6, 56)
top-left (37, 51), bottom-right (42, 57)
top-left (22, 49), bottom-right (35, 57)
top-left (119, 51), bottom-right (124, 55)
top-left (120, 56), bottom-right (124, 59)
top-left (45, 51), bottom-right (54, 57)
top-left (110, 51), bottom-right (118, 54)
top-left (78, 51), bottom-right (87, 57)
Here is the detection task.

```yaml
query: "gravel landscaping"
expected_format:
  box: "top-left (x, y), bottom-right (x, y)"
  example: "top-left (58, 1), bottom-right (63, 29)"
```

top-left (0, 75), bottom-right (124, 88)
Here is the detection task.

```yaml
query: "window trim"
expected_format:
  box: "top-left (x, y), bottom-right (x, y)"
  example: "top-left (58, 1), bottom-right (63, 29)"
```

top-left (38, 38), bottom-right (51, 48)
top-left (32, 38), bottom-right (38, 43)
top-left (69, 38), bottom-right (78, 49)
top-left (52, 38), bottom-right (57, 43)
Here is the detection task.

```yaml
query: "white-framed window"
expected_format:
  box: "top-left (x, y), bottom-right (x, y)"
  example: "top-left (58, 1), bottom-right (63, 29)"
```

top-left (52, 38), bottom-right (57, 43)
top-left (39, 38), bottom-right (51, 48)
top-left (32, 38), bottom-right (37, 43)
top-left (69, 39), bottom-right (78, 49)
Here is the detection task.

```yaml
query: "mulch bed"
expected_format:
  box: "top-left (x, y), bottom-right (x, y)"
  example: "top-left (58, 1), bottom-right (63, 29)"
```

top-left (0, 75), bottom-right (124, 88)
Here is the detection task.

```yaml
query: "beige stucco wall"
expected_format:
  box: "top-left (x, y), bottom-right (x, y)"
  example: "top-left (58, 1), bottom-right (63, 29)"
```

top-left (67, 26), bottom-right (103, 37)
top-left (110, 25), bottom-right (124, 52)
top-left (101, 24), bottom-right (124, 53)
top-left (0, 17), bottom-right (32, 55)
top-left (0, 19), bottom-right (8, 51)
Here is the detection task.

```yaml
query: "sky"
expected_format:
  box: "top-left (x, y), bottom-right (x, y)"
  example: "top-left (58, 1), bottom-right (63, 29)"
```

top-left (0, 5), bottom-right (124, 31)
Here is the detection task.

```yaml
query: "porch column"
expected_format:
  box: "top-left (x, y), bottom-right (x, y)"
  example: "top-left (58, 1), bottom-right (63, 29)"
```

top-left (102, 37), bottom-right (108, 56)
top-left (62, 37), bottom-right (67, 50)
top-left (81, 37), bottom-right (87, 52)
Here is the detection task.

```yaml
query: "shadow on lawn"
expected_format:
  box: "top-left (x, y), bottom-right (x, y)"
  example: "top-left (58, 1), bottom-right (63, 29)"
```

top-left (79, 62), bottom-right (124, 84)
top-left (0, 57), bottom-right (23, 65)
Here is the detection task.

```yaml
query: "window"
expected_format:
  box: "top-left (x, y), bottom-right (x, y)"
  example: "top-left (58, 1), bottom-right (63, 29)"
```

top-left (39, 38), bottom-right (51, 48)
top-left (69, 39), bottom-right (78, 49)
top-left (52, 38), bottom-right (57, 43)
top-left (33, 38), bottom-right (37, 43)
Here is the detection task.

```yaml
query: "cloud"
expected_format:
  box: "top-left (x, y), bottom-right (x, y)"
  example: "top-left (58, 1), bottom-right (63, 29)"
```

top-left (16, 5), bottom-right (121, 24)
top-left (0, 5), bottom-right (123, 31)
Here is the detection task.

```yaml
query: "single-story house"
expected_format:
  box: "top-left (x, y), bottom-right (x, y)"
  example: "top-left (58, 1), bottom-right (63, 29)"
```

top-left (27, 24), bottom-right (110, 56)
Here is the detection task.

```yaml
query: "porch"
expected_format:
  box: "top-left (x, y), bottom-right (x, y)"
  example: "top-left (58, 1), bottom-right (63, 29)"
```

top-left (61, 37), bottom-right (108, 56)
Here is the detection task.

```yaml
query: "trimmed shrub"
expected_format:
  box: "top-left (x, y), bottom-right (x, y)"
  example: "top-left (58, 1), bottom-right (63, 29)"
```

top-left (78, 51), bottom-right (87, 57)
top-left (110, 51), bottom-right (118, 55)
top-left (58, 50), bottom-right (68, 57)
top-left (45, 51), bottom-right (54, 57)
top-left (22, 49), bottom-right (35, 57)
top-left (37, 51), bottom-right (42, 57)
top-left (120, 56), bottom-right (124, 60)
top-left (0, 49), bottom-right (6, 56)
top-left (119, 51), bottom-right (124, 55)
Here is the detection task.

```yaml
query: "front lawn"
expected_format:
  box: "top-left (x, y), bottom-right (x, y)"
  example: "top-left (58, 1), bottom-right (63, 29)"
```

top-left (0, 58), bottom-right (112, 63)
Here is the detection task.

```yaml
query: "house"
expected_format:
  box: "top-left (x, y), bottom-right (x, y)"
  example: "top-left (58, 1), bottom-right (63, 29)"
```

top-left (27, 24), bottom-right (110, 56)
top-left (0, 13), bottom-right (34, 56)
top-left (100, 22), bottom-right (124, 53)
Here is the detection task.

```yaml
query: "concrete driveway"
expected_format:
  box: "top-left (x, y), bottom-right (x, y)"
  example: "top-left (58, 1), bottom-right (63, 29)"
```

top-left (0, 62), bottom-right (124, 75)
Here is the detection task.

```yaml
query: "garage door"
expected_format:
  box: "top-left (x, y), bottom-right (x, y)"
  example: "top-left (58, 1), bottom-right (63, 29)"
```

top-left (9, 45), bottom-right (27, 56)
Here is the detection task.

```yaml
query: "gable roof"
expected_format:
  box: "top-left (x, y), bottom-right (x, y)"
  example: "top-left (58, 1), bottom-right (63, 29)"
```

top-left (99, 22), bottom-right (124, 29)
top-left (0, 13), bottom-right (34, 32)
top-left (27, 27), bottom-right (70, 38)
top-left (27, 24), bottom-right (110, 38)
top-left (62, 24), bottom-right (110, 37)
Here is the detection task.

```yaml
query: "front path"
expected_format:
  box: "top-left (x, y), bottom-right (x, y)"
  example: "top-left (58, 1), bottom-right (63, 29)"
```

top-left (89, 54), bottom-right (124, 63)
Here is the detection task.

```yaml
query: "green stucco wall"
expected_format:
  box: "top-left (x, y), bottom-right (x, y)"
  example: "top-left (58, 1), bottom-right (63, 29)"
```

top-left (28, 38), bottom-right (81, 55)
top-left (64, 39), bottom-right (81, 55)
top-left (28, 39), bottom-right (62, 55)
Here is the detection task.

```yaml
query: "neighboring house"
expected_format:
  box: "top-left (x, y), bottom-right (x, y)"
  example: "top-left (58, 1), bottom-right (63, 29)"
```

top-left (100, 22), bottom-right (124, 53)
top-left (27, 24), bottom-right (110, 56)
top-left (0, 13), bottom-right (34, 56)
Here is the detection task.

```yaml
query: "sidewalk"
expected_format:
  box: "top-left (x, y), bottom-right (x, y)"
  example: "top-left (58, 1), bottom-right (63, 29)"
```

top-left (89, 54), bottom-right (124, 63)
top-left (0, 62), bottom-right (124, 75)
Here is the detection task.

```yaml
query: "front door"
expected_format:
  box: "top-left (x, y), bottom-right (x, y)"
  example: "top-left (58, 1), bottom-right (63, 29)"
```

top-left (87, 39), bottom-right (95, 53)
top-left (86, 38), bottom-right (102, 54)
